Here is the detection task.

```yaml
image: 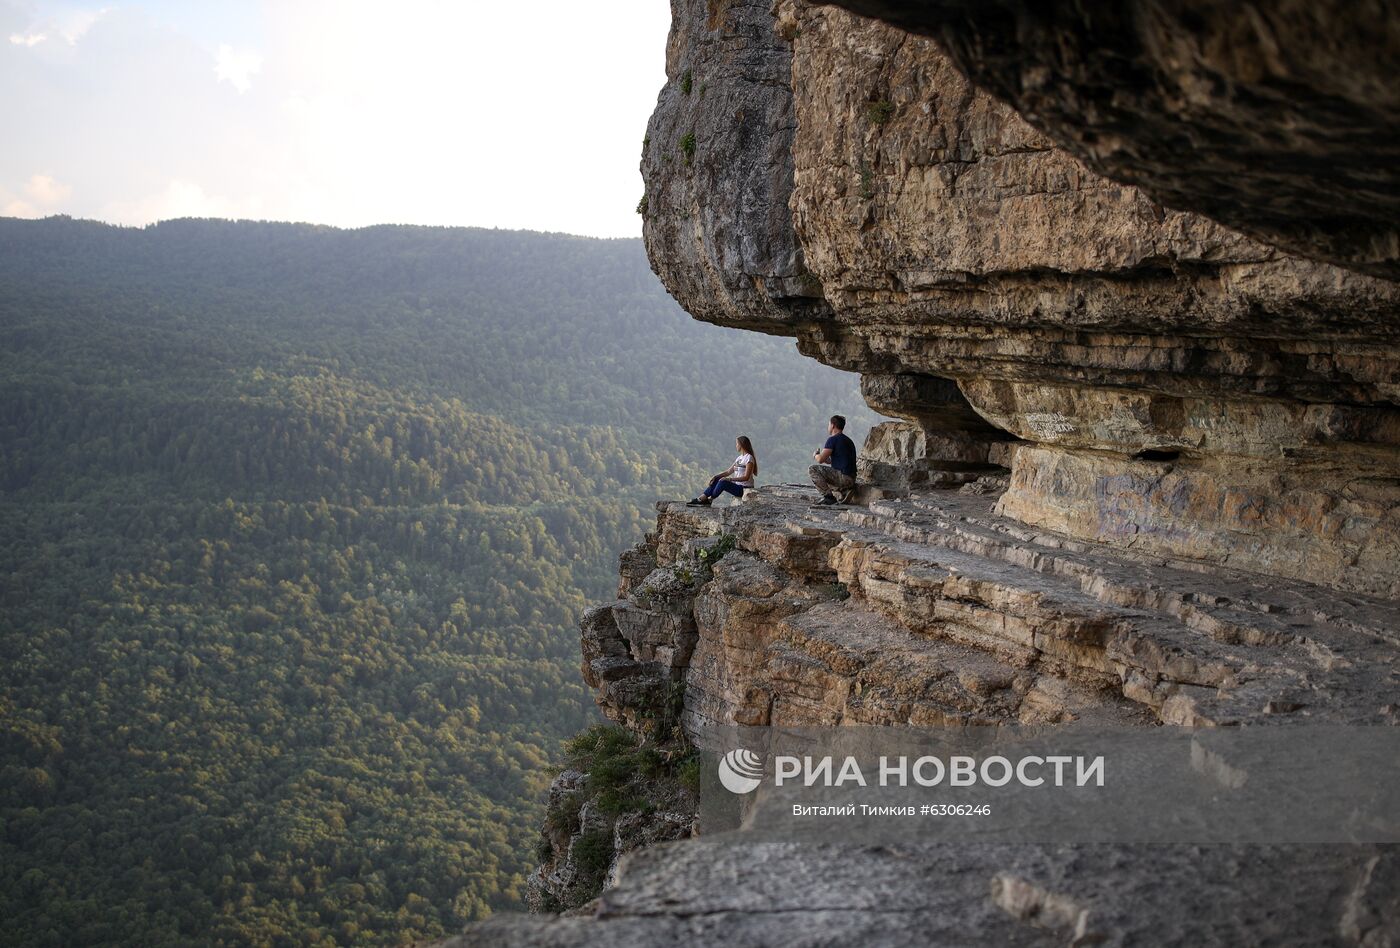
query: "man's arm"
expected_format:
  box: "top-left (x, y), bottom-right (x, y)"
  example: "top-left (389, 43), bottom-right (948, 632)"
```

top-left (813, 445), bottom-right (833, 463)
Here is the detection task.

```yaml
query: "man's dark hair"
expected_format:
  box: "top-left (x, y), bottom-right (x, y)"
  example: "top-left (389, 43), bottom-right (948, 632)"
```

top-left (830, 415), bottom-right (846, 431)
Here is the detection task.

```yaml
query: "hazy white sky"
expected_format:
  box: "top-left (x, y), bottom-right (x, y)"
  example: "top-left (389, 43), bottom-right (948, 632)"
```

top-left (0, 0), bottom-right (671, 237)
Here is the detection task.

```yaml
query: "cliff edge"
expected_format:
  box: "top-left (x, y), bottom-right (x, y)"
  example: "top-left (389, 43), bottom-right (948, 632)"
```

top-left (457, 2), bottom-right (1400, 943)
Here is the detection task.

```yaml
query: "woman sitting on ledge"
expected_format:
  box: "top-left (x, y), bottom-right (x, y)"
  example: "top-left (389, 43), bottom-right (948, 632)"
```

top-left (687, 436), bottom-right (757, 506)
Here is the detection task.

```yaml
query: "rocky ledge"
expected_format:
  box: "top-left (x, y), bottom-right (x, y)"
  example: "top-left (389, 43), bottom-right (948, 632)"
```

top-left (588, 484), bottom-right (1400, 735)
top-left (463, 480), bottom-right (1400, 944)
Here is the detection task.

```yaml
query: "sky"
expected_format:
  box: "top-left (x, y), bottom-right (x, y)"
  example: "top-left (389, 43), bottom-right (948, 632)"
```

top-left (0, 0), bottom-right (671, 237)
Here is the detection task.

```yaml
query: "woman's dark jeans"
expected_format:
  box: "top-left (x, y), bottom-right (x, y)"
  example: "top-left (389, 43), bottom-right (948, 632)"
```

top-left (703, 479), bottom-right (746, 499)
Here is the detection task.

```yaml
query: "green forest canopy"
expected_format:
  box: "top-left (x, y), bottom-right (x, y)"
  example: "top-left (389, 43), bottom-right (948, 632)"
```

top-left (0, 216), bottom-right (878, 945)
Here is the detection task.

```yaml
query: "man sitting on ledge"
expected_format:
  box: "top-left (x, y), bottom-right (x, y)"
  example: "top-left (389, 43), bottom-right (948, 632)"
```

top-left (810, 414), bottom-right (857, 507)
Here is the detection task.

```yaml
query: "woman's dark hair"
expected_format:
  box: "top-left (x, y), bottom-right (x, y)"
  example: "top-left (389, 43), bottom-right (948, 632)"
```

top-left (830, 415), bottom-right (846, 431)
top-left (737, 435), bottom-right (757, 477)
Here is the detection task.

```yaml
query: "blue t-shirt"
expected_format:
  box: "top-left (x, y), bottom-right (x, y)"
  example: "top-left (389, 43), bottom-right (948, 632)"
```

top-left (824, 433), bottom-right (857, 478)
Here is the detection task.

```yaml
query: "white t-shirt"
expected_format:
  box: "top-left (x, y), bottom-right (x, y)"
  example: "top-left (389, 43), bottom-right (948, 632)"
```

top-left (728, 453), bottom-right (755, 487)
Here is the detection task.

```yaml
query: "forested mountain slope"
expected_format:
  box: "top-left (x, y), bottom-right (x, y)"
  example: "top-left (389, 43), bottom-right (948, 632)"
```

top-left (0, 217), bottom-right (874, 945)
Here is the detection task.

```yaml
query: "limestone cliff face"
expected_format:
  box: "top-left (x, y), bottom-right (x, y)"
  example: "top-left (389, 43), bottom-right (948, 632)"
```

top-left (639, 0), bottom-right (828, 333)
top-left (463, 483), bottom-right (1400, 944)
top-left (587, 488), bottom-right (1399, 735)
top-left (820, 0), bottom-right (1400, 280)
top-left (459, 3), bottom-right (1400, 944)
top-left (642, 0), bottom-right (1400, 597)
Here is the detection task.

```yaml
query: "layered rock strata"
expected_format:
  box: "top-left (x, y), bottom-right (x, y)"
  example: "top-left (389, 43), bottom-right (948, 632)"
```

top-left (589, 487), bottom-right (1400, 735)
top-left (640, 0), bottom-right (1400, 597)
top-left (468, 483), bottom-right (1400, 944)
top-left (819, 0), bottom-right (1400, 279)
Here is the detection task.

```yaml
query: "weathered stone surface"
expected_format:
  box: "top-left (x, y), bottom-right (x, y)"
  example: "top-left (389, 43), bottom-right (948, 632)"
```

top-left (858, 420), bottom-right (1007, 495)
top-left (582, 486), bottom-right (1400, 735)
top-left (996, 445), bottom-right (1400, 598)
top-left (525, 772), bottom-right (598, 913)
top-left (961, 378), bottom-right (1400, 459)
top-left (819, 0), bottom-right (1400, 279)
top-left (476, 472), bottom-right (1400, 940)
top-left (859, 373), bottom-right (997, 433)
top-left (686, 550), bottom-right (831, 727)
top-left (465, 838), bottom-right (1397, 946)
top-left (525, 762), bottom-right (696, 916)
top-left (616, 539), bottom-right (657, 597)
top-left (639, 0), bottom-right (828, 334)
top-left (580, 559), bottom-right (707, 730)
top-left (777, 1), bottom-right (1400, 350)
top-left (638, 0), bottom-right (1400, 597)
top-left (511, 479), bottom-right (1400, 934)
top-left (1340, 850), bottom-right (1400, 947)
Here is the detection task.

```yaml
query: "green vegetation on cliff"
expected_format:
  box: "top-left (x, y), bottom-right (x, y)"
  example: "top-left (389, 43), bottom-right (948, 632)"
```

top-left (0, 217), bottom-right (873, 945)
